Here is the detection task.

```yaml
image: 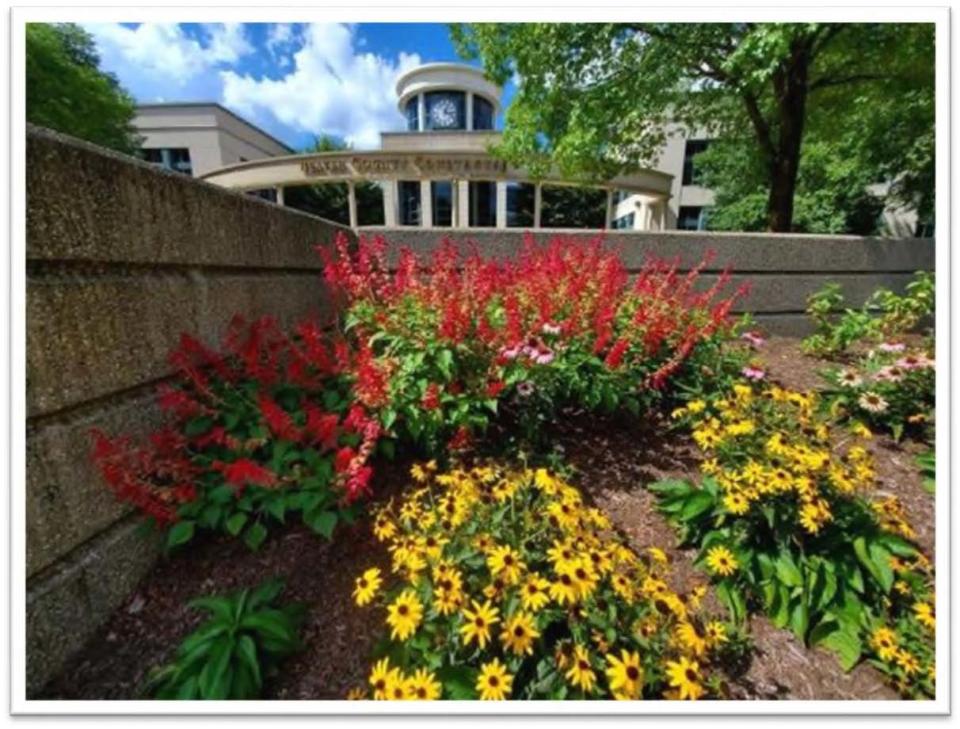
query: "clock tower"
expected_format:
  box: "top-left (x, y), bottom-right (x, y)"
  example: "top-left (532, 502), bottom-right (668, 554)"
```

top-left (395, 63), bottom-right (502, 133)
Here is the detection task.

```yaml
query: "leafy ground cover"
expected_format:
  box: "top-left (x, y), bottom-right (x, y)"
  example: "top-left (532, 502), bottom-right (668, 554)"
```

top-left (39, 339), bottom-right (931, 701)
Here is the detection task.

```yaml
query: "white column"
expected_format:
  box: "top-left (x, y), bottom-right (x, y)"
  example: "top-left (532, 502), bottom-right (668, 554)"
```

top-left (458, 180), bottom-right (470, 228)
top-left (466, 93), bottom-right (474, 131)
top-left (347, 181), bottom-right (358, 228)
top-left (637, 200), bottom-right (650, 231)
top-left (417, 94), bottom-right (426, 132)
top-left (605, 189), bottom-right (614, 229)
top-left (384, 181), bottom-right (398, 226)
top-left (534, 183), bottom-right (542, 228)
top-left (275, 186), bottom-right (285, 206)
top-left (495, 181), bottom-right (507, 229)
top-left (421, 179), bottom-right (433, 228)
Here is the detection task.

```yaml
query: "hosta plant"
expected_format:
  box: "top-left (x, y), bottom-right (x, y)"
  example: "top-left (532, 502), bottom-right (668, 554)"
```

top-left (91, 315), bottom-right (383, 550)
top-left (652, 382), bottom-right (934, 697)
top-left (147, 579), bottom-right (304, 699)
top-left (322, 233), bottom-right (747, 455)
top-left (349, 462), bottom-right (735, 700)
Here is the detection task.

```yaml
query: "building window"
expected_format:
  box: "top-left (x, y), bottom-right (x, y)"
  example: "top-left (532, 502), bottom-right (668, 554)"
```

top-left (613, 212), bottom-right (635, 230)
top-left (398, 180), bottom-right (422, 226)
top-left (678, 205), bottom-right (709, 231)
top-left (682, 140), bottom-right (710, 185)
top-left (506, 182), bottom-right (534, 227)
top-left (356, 181), bottom-right (386, 226)
top-left (431, 181), bottom-right (454, 227)
top-left (472, 95), bottom-right (495, 131)
top-left (405, 97), bottom-right (420, 131)
top-left (140, 147), bottom-right (193, 175)
top-left (425, 91), bottom-right (466, 130)
top-left (469, 181), bottom-right (497, 227)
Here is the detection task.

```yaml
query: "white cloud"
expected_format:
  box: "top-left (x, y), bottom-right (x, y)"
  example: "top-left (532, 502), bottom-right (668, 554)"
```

top-left (83, 22), bottom-right (254, 88)
top-left (220, 23), bottom-right (421, 149)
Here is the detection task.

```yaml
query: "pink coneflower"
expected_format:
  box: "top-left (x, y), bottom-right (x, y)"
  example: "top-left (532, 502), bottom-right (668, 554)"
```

top-left (879, 342), bottom-right (906, 353)
top-left (897, 354), bottom-right (935, 370)
top-left (517, 381), bottom-right (535, 397)
top-left (875, 365), bottom-right (905, 383)
top-left (741, 366), bottom-right (766, 381)
top-left (837, 369), bottom-right (863, 387)
top-left (533, 348), bottom-right (555, 365)
top-left (741, 331), bottom-right (766, 348)
top-left (500, 345), bottom-right (521, 360)
top-left (858, 392), bottom-right (889, 413)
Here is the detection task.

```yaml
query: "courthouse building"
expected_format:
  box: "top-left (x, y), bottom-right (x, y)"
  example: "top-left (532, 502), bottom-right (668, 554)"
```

top-left (133, 61), bottom-right (916, 234)
top-left (192, 63), bottom-right (682, 231)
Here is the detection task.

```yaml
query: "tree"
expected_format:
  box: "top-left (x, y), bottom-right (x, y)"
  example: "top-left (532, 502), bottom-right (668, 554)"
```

top-left (26, 23), bottom-right (141, 154)
top-left (450, 23), bottom-right (935, 232)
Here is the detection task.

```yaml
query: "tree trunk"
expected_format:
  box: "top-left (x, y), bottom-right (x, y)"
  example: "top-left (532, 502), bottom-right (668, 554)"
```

top-left (765, 39), bottom-right (813, 232)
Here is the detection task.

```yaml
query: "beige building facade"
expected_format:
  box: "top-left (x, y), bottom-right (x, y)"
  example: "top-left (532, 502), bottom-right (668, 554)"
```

top-left (133, 103), bottom-right (292, 177)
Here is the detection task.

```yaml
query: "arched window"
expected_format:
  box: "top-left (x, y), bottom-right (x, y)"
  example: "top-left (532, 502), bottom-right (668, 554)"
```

top-left (472, 96), bottom-right (495, 130)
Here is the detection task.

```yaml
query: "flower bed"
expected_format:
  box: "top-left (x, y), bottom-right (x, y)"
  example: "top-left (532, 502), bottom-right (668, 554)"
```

top-left (75, 235), bottom-right (935, 703)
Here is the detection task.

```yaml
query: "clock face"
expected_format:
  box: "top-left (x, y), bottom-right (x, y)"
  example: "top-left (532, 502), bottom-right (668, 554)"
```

top-left (430, 98), bottom-right (459, 128)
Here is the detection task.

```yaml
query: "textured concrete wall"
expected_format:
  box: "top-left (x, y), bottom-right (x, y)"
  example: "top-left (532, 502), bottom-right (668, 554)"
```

top-left (367, 228), bottom-right (935, 335)
top-left (25, 126), bottom-right (351, 694)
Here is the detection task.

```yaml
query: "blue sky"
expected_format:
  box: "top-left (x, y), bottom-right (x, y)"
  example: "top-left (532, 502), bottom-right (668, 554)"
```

top-left (82, 22), bottom-right (515, 150)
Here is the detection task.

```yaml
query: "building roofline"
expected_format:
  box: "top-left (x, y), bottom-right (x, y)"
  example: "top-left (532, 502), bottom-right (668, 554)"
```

top-left (135, 102), bottom-right (295, 153)
top-left (395, 62), bottom-right (492, 96)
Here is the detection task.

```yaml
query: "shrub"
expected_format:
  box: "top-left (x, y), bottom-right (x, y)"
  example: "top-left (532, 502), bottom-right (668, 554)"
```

top-left (653, 382), bottom-right (935, 697)
top-left (322, 233), bottom-right (747, 454)
top-left (350, 462), bottom-right (733, 700)
top-left (147, 579), bottom-right (304, 699)
top-left (801, 272), bottom-right (934, 358)
top-left (91, 315), bottom-right (383, 550)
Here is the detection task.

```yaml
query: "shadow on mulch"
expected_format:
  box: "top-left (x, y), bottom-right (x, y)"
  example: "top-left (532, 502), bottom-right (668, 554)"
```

top-left (36, 456), bottom-right (413, 701)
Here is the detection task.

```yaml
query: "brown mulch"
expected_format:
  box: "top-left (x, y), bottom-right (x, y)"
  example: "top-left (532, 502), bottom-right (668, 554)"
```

top-left (37, 338), bottom-right (932, 701)
top-left (36, 457), bottom-right (413, 701)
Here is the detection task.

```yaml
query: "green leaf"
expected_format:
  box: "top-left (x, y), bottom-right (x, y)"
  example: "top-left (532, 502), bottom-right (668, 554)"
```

top-left (817, 626), bottom-right (863, 671)
top-left (167, 520), bottom-right (195, 548)
top-left (309, 510), bottom-right (338, 540)
top-left (244, 522), bottom-right (268, 551)
top-left (679, 490), bottom-right (715, 521)
top-left (225, 513), bottom-right (248, 536)
top-left (774, 552), bottom-right (803, 588)
top-left (184, 416), bottom-right (213, 438)
top-left (437, 665), bottom-right (476, 699)
top-left (235, 634), bottom-right (262, 692)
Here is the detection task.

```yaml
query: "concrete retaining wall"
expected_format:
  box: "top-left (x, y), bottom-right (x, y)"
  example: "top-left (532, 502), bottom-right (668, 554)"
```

top-left (367, 228), bottom-right (935, 335)
top-left (25, 126), bottom-right (350, 694)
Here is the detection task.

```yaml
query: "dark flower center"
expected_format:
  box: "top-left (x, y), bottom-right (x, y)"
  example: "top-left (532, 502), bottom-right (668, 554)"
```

top-left (626, 666), bottom-right (640, 680)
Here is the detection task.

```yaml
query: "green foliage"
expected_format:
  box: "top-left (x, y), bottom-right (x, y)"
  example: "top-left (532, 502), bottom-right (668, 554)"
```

top-left (26, 23), bottom-right (141, 153)
top-left (650, 382), bottom-right (935, 697)
top-left (147, 580), bottom-right (304, 699)
top-left (700, 140), bottom-right (885, 235)
top-left (450, 23), bottom-right (934, 232)
top-left (801, 272), bottom-right (935, 358)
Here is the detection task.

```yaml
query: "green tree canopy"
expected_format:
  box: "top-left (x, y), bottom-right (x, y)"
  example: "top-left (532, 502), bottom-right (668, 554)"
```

top-left (450, 22), bottom-right (935, 233)
top-left (26, 23), bottom-right (141, 154)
